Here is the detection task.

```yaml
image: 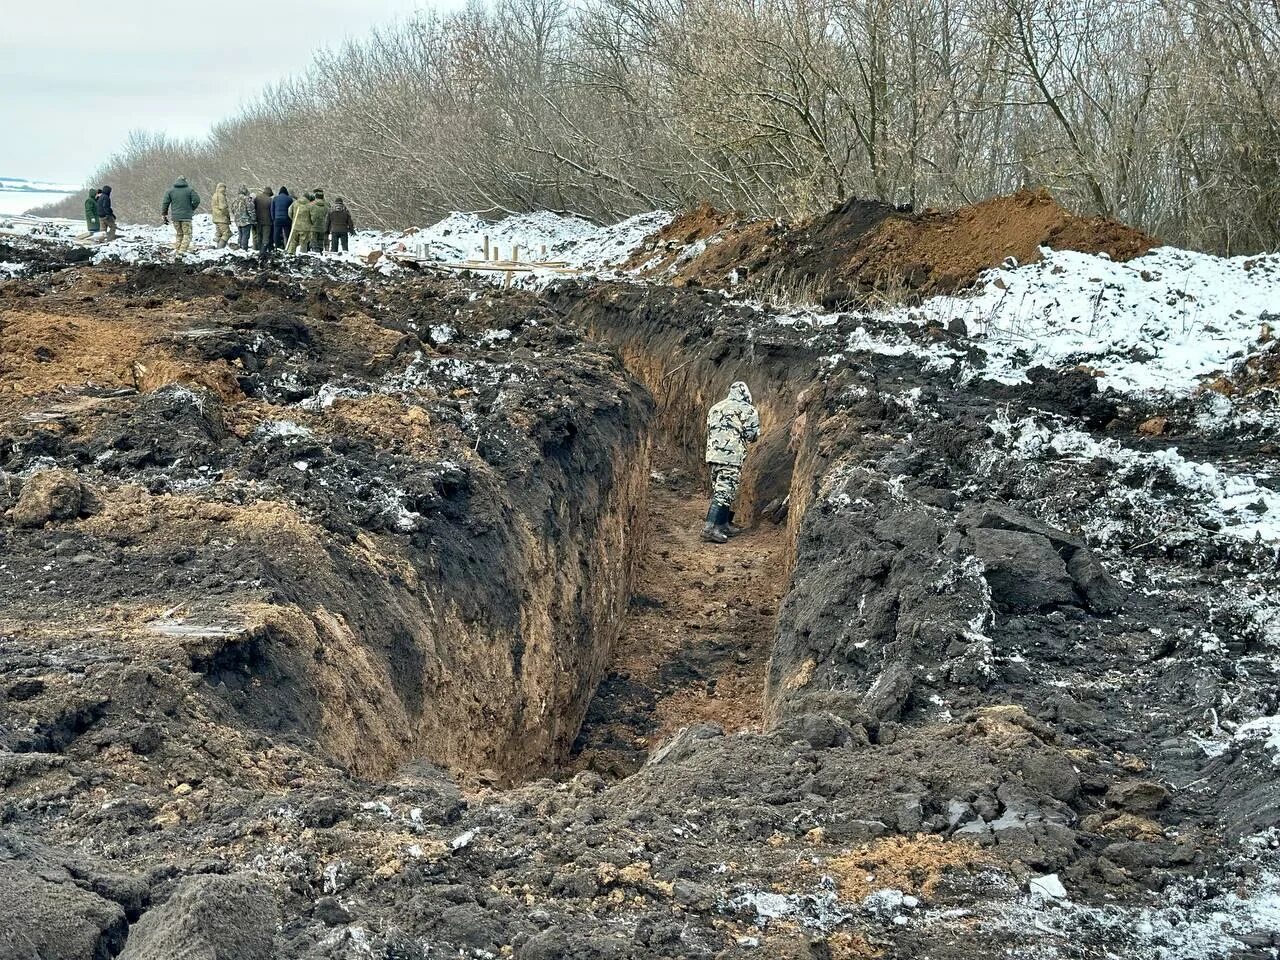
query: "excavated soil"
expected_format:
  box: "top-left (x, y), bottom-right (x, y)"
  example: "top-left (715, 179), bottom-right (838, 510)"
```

top-left (1, 233), bottom-right (1278, 960)
top-left (634, 189), bottom-right (1156, 305)
top-left (571, 455), bottom-right (787, 778)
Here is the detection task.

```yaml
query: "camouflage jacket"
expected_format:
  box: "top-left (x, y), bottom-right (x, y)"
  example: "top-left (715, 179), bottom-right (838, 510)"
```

top-left (705, 381), bottom-right (760, 466)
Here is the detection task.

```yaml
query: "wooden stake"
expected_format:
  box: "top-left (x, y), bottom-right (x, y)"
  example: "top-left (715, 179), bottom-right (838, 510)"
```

top-left (482, 235), bottom-right (490, 260)
top-left (513, 245), bottom-right (520, 262)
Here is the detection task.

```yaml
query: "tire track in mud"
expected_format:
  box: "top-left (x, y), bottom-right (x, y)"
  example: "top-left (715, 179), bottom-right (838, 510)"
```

top-left (569, 449), bottom-right (787, 779)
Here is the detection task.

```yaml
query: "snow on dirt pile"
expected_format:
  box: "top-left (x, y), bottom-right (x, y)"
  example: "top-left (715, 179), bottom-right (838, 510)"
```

top-left (891, 245), bottom-right (1280, 396)
top-left (990, 414), bottom-right (1280, 542)
top-left (623, 189), bottom-right (1156, 302)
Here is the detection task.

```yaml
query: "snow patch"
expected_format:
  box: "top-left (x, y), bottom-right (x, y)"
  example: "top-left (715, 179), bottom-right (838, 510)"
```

top-left (885, 246), bottom-right (1280, 397)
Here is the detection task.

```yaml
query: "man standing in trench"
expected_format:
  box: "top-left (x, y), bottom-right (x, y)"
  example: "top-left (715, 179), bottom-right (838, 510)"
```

top-left (702, 381), bottom-right (760, 543)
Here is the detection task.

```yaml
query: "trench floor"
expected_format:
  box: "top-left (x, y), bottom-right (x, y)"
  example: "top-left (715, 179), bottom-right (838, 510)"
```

top-left (569, 454), bottom-right (787, 778)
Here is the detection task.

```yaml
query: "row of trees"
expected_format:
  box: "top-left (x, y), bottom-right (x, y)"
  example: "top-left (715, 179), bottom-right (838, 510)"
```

top-left (38, 0), bottom-right (1280, 252)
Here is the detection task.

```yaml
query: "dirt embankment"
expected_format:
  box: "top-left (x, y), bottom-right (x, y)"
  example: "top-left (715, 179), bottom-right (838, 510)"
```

top-left (554, 274), bottom-right (1280, 922)
top-left (0, 260), bottom-right (652, 785)
top-left (632, 188), bottom-right (1157, 305)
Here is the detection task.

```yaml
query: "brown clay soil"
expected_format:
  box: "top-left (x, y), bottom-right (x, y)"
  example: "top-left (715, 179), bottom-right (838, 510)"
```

top-left (623, 200), bottom-right (748, 276)
top-left (839, 188), bottom-right (1157, 297)
top-left (632, 188), bottom-right (1157, 304)
top-left (571, 451), bottom-right (788, 778)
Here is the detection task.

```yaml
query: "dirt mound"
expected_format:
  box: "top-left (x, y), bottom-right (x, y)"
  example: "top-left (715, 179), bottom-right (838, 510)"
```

top-left (623, 200), bottom-right (746, 275)
top-left (840, 188), bottom-right (1157, 297)
top-left (634, 189), bottom-right (1156, 305)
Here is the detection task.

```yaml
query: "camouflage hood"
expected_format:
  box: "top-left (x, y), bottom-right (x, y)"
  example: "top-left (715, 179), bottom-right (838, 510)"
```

top-left (706, 382), bottom-right (761, 467)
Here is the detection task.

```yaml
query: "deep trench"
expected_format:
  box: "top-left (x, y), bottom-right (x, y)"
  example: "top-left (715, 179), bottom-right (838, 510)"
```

top-left (552, 292), bottom-right (823, 779)
top-left (369, 286), bottom-right (821, 786)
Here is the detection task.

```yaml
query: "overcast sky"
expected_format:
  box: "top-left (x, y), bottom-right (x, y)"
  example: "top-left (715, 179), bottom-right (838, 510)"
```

top-left (0, 0), bottom-right (438, 184)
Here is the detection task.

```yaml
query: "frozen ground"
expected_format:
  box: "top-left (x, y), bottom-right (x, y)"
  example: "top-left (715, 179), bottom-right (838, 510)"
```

top-left (4, 205), bottom-right (1280, 956)
top-left (883, 246), bottom-right (1280, 398)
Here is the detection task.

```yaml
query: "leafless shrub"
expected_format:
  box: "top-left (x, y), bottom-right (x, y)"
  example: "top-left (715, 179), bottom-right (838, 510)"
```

top-left (36, 0), bottom-right (1280, 253)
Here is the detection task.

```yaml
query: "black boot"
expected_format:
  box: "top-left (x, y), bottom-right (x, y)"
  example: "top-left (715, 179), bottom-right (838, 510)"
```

top-left (721, 508), bottom-right (744, 537)
top-left (701, 504), bottom-right (729, 543)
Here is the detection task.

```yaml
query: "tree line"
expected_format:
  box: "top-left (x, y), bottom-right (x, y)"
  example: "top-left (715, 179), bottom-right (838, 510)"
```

top-left (34, 0), bottom-right (1280, 253)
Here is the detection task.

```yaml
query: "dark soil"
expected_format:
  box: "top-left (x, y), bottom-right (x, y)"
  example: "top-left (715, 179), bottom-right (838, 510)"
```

top-left (1, 246), bottom-right (1276, 960)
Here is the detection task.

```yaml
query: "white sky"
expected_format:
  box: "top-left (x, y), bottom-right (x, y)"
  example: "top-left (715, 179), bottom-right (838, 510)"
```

top-left (0, 0), bottom-right (438, 184)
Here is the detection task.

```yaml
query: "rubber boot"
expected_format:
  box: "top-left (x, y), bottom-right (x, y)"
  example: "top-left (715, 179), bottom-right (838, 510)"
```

top-left (701, 504), bottom-right (729, 543)
top-left (721, 508), bottom-right (744, 537)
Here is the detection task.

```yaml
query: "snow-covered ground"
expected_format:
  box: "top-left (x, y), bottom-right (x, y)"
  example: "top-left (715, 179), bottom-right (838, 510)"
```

top-left (409, 209), bottom-right (670, 269)
top-left (886, 246), bottom-right (1280, 397)
top-left (0, 208), bottom-right (671, 278)
top-left (0, 176), bottom-right (76, 215)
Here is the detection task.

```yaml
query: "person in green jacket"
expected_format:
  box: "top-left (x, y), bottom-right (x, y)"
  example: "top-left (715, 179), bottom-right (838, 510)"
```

top-left (285, 195), bottom-right (315, 254)
top-left (160, 177), bottom-right (201, 255)
top-left (310, 189), bottom-right (329, 254)
top-left (84, 190), bottom-right (100, 235)
top-left (210, 182), bottom-right (231, 249)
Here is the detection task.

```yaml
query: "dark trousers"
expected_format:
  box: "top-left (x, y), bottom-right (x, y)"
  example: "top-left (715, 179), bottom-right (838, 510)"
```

top-left (252, 224), bottom-right (269, 250)
top-left (272, 220), bottom-right (289, 248)
top-left (330, 231), bottom-right (349, 252)
top-left (238, 225), bottom-right (252, 249)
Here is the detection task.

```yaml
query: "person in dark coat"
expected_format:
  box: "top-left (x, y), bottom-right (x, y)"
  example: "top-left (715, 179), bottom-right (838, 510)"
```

top-left (160, 177), bottom-right (200, 254)
top-left (270, 187), bottom-right (292, 249)
top-left (326, 198), bottom-right (355, 252)
top-left (84, 190), bottom-right (100, 235)
top-left (253, 187), bottom-right (273, 250)
top-left (95, 186), bottom-right (117, 241)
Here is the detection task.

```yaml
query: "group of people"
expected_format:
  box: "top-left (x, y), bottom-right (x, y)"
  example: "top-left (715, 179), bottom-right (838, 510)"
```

top-left (82, 180), bottom-right (357, 256)
top-left (83, 187), bottom-right (117, 241)
top-left (208, 183), bottom-right (358, 255)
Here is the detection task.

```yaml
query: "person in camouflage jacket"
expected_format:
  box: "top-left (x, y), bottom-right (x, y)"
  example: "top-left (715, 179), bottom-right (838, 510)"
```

top-left (285, 195), bottom-right (315, 254)
top-left (211, 183), bottom-right (231, 249)
top-left (702, 380), bottom-right (760, 543)
top-left (310, 189), bottom-right (329, 253)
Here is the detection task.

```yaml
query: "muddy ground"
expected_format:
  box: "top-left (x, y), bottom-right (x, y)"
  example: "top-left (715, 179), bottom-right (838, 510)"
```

top-left (1, 236), bottom-right (1278, 960)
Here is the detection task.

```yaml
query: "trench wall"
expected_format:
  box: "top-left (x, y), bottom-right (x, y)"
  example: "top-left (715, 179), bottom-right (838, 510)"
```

top-left (553, 283), bottom-right (834, 726)
top-left (237, 427), bottom-right (653, 784)
top-left (555, 284), bottom-right (823, 533)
